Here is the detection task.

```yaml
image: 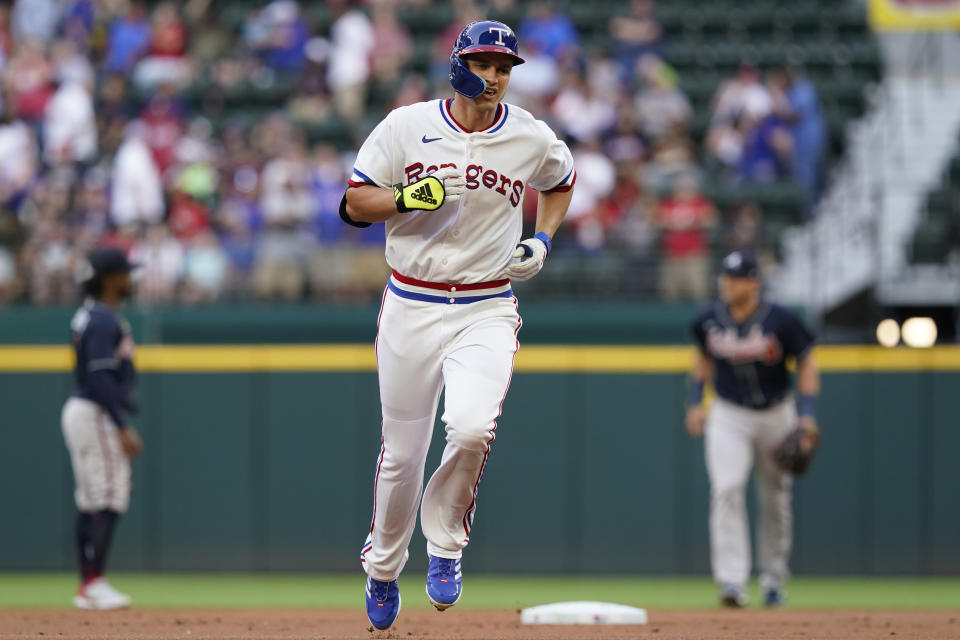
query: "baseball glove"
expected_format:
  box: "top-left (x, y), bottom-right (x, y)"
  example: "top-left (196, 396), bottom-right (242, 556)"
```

top-left (773, 427), bottom-right (819, 475)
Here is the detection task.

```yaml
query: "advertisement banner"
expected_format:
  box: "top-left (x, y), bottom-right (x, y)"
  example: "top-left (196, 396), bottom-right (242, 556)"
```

top-left (869, 0), bottom-right (960, 31)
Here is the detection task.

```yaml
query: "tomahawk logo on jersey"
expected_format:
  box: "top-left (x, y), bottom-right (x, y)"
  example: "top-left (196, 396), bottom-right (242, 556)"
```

top-left (706, 325), bottom-right (783, 364)
top-left (692, 302), bottom-right (814, 409)
top-left (347, 98), bottom-right (575, 284)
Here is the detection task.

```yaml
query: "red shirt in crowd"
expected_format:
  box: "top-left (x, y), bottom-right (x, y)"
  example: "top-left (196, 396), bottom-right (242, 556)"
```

top-left (656, 194), bottom-right (716, 257)
top-left (149, 18), bottom-right (187, 57)
top-left (141, 96), bottom-right (182, 173)
top-left (168, 192), bottom-right (211, 242)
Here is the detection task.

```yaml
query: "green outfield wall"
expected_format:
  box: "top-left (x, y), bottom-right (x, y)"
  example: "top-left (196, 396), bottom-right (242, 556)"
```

top-left (0, 305), bottom-right (957, 575)
top-left (0, 301), bottom-right (702, 345)
top-left (2, 346), bottom-right (959, 575)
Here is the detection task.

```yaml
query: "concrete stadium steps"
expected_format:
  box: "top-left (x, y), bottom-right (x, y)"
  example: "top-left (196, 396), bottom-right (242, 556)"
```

top-left (772, 77), bottom-right (960, 311)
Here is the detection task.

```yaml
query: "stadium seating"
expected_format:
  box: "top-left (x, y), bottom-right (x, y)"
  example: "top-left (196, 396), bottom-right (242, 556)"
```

top-left (185, 1), bottom-right (879, 230)
top-left (912, 148), bottom-right (960, 264)
top-left (107, 0), bottom-right (882, 302)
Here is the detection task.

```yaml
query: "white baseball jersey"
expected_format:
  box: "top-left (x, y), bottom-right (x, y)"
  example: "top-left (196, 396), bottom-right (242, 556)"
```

top-left (348, 98), bottom-right (575, 284)
top-left (352, 98), bottom-right (574, 584)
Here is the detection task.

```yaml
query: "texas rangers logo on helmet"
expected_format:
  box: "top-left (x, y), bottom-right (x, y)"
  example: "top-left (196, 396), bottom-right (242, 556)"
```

top-left (449, 20), bottom-right (525, 99)
top-left (488, 27), bottom-right (511, 46)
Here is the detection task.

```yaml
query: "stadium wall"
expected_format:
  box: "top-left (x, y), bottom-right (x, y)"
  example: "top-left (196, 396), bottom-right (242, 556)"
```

top-left (1, 335), bottom-right (958, 575)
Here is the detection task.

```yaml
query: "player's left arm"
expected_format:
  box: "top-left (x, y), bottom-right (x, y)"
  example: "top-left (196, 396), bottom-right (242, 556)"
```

top-left (503, 185), bottom-right (573, 281)
top-left (781, 306), bottom-right (820, 442)
top-left (504, 121), bottom-right (576, 281)
top-left (534, 187), bottom-right (574, 239)
top-left (795, 352), bottom-right (820, 444)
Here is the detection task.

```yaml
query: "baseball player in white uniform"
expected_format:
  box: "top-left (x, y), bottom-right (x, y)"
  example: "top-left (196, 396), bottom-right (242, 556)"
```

top-left (339, 20), bottom-right (575, 630)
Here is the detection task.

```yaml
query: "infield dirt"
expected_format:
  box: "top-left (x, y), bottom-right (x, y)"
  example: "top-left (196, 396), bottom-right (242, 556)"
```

top-left (1, 609), bottom-right (958, 640)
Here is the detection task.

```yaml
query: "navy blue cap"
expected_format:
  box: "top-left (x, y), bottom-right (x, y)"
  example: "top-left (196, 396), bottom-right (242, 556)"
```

top-left (88, 248), bottom-right (137, 278)
top-left (720, 251), bottom-right (759, 278)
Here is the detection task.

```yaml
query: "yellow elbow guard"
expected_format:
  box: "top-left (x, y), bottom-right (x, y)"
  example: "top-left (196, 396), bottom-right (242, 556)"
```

top-left (394, 176), bottom-right (444, 213)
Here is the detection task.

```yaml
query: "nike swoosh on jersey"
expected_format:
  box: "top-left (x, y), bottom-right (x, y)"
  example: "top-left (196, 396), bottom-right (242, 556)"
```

top-left (421, 135), bottom-right (442, 143)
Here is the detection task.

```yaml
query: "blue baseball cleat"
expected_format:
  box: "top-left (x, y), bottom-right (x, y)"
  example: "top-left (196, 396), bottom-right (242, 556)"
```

top-left (426, 555), bottom-right (462, 610)
top-left (763, 587), bottom-right (785, 607)
top-left (365, 576), bottom-right (401, 630)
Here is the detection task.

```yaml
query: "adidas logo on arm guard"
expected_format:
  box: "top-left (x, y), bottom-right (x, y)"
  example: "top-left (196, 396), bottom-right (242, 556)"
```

top-left (410, 183), bottom-right (438, 206)
top-left (395, 177), bottom-right (444, 212)
top-left (394, 167), bottom-right (465, 213)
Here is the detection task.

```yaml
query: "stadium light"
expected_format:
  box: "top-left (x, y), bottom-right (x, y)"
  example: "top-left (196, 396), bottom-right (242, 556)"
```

top-left (875, 319), bottom-right (900, 348)
top-left (901, 317), bottom-right (937, 348)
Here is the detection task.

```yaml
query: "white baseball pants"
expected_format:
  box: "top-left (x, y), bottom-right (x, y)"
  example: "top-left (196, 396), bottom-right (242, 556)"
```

top-left (361, 282), bottom-right (520, 582)
top-left (705, 396), bottom-right (796, 590)
top-left (61, 397), bottom-right (132, 513)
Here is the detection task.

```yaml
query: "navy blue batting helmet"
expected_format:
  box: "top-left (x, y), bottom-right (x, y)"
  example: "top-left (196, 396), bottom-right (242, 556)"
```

top-left (449, 20), bottom-right (525, 99)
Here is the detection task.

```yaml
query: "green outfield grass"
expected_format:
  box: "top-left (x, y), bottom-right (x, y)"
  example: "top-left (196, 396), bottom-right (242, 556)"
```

top-left (1, 573), bottom-right (958, 610)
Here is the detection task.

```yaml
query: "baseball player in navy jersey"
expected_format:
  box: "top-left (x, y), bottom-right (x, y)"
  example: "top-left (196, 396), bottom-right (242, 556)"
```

top-left (62, 248), bottom-right (143, 610)
top-left (686, 251), bottom-right (820, 608)
top-left (340, 20), bottom-right (575, 630)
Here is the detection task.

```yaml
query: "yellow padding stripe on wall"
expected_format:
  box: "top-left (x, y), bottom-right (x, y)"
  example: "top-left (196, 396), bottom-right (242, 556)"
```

top-left (1, 345), bottom-right (959, 373)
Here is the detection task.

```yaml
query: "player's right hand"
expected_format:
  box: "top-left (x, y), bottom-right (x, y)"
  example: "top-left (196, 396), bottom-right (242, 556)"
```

top-left (118, 426), bottom-right (144, 459)
top-left (393, 168), bottom-right (466, 213)
top-left (685, 405), bottom-right (706, 439)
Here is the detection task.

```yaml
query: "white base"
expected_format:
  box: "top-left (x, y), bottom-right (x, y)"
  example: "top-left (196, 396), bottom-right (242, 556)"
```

top-left (521, 601), bottom-right (648, 625)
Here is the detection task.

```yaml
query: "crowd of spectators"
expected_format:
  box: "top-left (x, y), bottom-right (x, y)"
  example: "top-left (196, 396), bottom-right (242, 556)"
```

top-left (0, 0), bottom-right (826, 306)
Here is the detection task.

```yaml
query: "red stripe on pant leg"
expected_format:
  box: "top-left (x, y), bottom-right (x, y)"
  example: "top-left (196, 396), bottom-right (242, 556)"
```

top-left (374, 284), bottom-right (388, 362)
top-left (369, 440), bottom-right (384, 535)
top-left (462, 298), bottom-right (522, 536)
top-left (462, 443), bottom-right (492, 535)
